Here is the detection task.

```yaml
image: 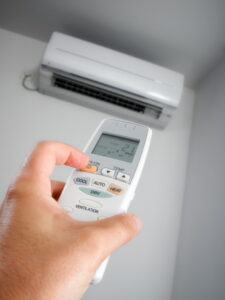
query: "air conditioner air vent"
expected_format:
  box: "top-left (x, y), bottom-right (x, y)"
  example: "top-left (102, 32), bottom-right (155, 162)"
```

top-left (53, 75), bottom-right (164, 121)
top-left (53, 74), bottom-right (147, 114)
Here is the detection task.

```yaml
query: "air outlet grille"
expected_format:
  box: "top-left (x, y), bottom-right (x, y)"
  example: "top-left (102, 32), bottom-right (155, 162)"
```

top-left (53, 74), bottom-right (162, 118)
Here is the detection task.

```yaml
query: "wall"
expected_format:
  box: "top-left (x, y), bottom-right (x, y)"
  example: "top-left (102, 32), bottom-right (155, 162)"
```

top-left (0, 28), bottom-right (195, 300)
top-left (172, 57), bottom-right (225, 300)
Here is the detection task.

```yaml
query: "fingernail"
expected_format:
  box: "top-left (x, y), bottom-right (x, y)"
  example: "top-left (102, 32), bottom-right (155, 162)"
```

top-left (131, 215), bottom-right (142, 232)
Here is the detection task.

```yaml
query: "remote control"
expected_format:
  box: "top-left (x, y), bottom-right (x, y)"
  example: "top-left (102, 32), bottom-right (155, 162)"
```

top-left (58, 119), bottom-right (152, 284)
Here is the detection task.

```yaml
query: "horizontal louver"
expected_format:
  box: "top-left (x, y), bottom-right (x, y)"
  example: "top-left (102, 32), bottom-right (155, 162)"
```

top-left (53, 73), bottom-right (162, 118)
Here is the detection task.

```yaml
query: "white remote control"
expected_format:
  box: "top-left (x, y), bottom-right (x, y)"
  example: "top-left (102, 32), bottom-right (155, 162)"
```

top-left (58, 119), bottom-right (152, 284)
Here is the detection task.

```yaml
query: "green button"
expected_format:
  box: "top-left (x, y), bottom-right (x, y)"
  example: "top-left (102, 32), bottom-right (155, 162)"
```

top-left (79, 187), bottom-right (112, 198)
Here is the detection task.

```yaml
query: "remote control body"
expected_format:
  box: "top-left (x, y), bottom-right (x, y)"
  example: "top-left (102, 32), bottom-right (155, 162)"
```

top-left (58, 119), bottom-right (152, 283)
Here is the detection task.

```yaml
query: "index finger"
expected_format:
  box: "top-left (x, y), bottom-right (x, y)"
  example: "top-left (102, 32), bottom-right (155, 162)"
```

top-left (22, 141), bottom-right (89, 182)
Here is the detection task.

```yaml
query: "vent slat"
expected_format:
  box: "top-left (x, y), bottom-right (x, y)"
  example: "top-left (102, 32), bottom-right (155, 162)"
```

top-left (53, 74), bottom-right (162, 118)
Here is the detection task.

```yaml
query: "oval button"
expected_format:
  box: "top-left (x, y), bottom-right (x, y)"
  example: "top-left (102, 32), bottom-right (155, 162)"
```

top-left (80, 164), bottom-right (98, 173)
top-left (108, 184), bottom-right (123, 195)
top-left (79, 199), bottom-right (102, 208)
top-left (79, 187), bottom-right (112, 198)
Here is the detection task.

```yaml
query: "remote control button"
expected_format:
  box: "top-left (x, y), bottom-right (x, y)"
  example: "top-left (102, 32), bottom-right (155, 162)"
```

top-left (116, 172), bottom-right (130, 183)
top-left (80, 164), bottom-right (98, 173)
top-left (101, 168), bottom-right (115, 178)
top-left (61, 206), bottom-right (73, 213)
top-left (91, 178), bottom-right (107, 190)
top-left (108, 184), bottom-right (124, 195)
top-left (79, 187), bottom-right (112, 198)
top-left (79, 199), bottom-right (102, 208)
top-left (73, 176), bottom-right (90, 185)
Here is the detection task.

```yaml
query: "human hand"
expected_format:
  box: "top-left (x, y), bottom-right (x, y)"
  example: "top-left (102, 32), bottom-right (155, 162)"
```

top-left (0, 141), bottom-right (142, 300)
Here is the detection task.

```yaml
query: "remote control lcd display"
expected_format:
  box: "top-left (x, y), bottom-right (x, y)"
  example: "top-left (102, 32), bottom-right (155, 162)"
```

top-left (92, 134), bottom-right (139, 163)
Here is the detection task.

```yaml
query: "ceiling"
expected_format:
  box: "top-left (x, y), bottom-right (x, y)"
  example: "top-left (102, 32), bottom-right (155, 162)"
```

top-left (1, 0), bottom-right (225, 88)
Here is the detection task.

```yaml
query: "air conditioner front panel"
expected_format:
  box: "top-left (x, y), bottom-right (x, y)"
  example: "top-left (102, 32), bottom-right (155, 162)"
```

top-left (43, 32), bottom-right (184, 108)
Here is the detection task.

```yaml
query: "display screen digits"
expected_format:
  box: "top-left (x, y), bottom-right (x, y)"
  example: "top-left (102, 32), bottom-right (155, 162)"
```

top-left (92, 134), bottom-right (139, 163)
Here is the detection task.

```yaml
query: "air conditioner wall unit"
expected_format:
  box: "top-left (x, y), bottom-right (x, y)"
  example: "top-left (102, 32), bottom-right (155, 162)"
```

top-left (38, 32), bottom-right (184, 129)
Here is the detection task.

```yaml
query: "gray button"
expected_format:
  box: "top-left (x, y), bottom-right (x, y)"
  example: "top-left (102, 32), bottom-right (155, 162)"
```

top-left (101, 168), bottom-right (115, 178)
top-left (116, 172), bottom-right (130, 183)
top-left (91, 178), bottom-right (107, 190)
top-left (73, 176), bottom-right (90, 185)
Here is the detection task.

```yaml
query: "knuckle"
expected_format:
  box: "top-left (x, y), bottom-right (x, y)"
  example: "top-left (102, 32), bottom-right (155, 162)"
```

top-left (36, 140), bottom-right (51, 150)
top-left (6, 175), bottom-right (33, 201)
top-left (6, 184), bottom-right (17, 200)
top-left (35, 140), bottom-right (62, 155)
top-left (35, 141), bottom-right (59, 158)
top-left (6, 182), bottom-right (24, 200)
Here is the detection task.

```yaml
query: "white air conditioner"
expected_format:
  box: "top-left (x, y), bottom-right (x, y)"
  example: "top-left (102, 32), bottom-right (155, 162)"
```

top-left (38, 32), bottom-right (184, 129)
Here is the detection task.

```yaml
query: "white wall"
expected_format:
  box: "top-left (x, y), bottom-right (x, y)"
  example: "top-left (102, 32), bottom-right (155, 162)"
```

top-left (172, 57), bottom-right (225, 300)
top-left (0, 28), bottom-right (195, 300)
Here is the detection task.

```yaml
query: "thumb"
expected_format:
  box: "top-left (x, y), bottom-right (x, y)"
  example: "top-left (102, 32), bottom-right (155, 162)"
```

top-left (90, 213), bottom-right (142, 260)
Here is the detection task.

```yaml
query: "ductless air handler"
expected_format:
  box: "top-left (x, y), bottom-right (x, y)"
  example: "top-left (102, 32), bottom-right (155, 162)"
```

top-left (38, 32), bottom-right (184, 129)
